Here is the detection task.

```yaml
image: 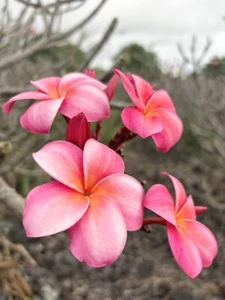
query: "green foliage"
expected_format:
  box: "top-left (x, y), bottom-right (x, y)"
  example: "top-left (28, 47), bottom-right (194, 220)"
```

top-left (30, 43), bottom-right (86, 73)
top-left (100, 110), bottom-right (123, 144)
top-left (203, 56), bottom-right (225, 78)
top-left (114, 43), bottom-right (162, 81)
top-left (179, 127), bottom-right (200, 150)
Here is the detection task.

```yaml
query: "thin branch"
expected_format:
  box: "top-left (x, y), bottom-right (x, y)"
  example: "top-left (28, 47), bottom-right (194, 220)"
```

top-left (78, 17), bottom-right (118, 71)
top-left (0, 176), bottom-right (24, 216)
top-left (0, 0), bottom-right (108, 71)
top-left (16, 0), bottom-right (85, 10)
top-left (50, 0), bottom-right (108, 42)
top-left (0, 38), bottom-right (48, 71)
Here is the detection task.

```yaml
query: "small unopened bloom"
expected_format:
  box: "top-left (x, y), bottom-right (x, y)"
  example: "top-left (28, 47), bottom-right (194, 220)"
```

top-left (66, 113), bottom-right (92, 149)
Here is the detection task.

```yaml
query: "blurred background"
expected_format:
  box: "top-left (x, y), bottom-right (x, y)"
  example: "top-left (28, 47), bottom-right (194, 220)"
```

top-left (0, 0), bottom-right (225, 299)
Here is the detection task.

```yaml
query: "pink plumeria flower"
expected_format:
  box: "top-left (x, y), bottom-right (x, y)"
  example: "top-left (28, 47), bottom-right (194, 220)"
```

top-left (113, 68), bottom-right (183, 152)
top-left (144, 172), bottom-right (218, 278)
top-left (85, 69), bottom-right (118, 101)
top-left (3, 73), bottom-right (110, 134)
top-left (23, 139), bottom-right (144, 267)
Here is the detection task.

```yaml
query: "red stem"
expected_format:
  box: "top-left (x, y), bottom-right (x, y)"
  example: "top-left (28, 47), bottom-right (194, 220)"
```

top-left (108, 126), bottom-right (136, 152)
top-left (142, 206), bottom-right (207, 227)
top-left (95, 121), bottom-right (102, 140)
top-left (142, 217), bottom-right (166, 226)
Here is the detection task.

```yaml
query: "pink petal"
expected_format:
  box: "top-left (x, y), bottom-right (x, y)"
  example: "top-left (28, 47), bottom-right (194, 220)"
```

top-left (105, 74), bottom-right (118, 101)
top-left (23, 181), bottom-right (89, 237)
top-left (144, 184), bottom-right (177, 226)
top-left (176, 195), bottom-right (196, 220)
top-left (83, 139), bottom-right (124, 191)
top-left (66, 113), bottom-right (92, 149)
top-left (145, 90), bottom-right (176, 114)
top-left (163, 173), bottom-right (187, 214)
top-left (20, 98), bottom-right (64, 134)
top-left (92, 174), bottom-right (144, 230)
top-left (195, 206), bottom-right (208, 215)
top-left (113, 68), bottom-right (145, 111)
top-left (69, 194), bottom-right (127, 267)
top-left (33, 141), bottom-right (84, 192)
top-left (59, 73), bottom-right (90, 94)
top-left (167, 223), bottom-right (202, 278)
top-left (129, 74), bottom-right (155, 106)
top-left (84, 69), bottom-right (96, 78)
top-left (31, 77), bottom-right (61, 98)
top-left (151, 110), bottom-right (183, 152)
top-left (3, 91), bottom-right (50, 114)
top-left (59, 72), bottom-right (106, 95)
top-left (59, 84), bottom-right (110, 122)
top-left (179, 219), bottom-right (218, 268)
top-left (121, 106), bottom-right (163, 138)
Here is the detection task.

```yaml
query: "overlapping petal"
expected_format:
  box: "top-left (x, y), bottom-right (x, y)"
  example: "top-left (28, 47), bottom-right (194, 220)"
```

top-left (144, 184), bottom-right (177, 226)
top-left (69, 194), bottom-right (127, 267)
top-left (113, 68), bottom-right (144, 111)
top-left (23, 181), bottom-right (89, 237)
top-left (129, 74), bottom-right (155, 106)
top-left (179, 219), bottom-right (218, 267)
top-left (20, 98), bottom-right (64, 134)
top-left (3, 91), bottom-right (50, 114)
top-left (163, 173), bottom-right (186, 213)
top-left (83, 139), bottom-right (124, 191)
top-left (167, 222), bottom-right (203, 278)
top-left (33, 141), bottom-right (84, 192)
top-left (59, 72), bottom-right (106, 95)
top-left (176, 195), bottom-right (196, 220)
top-left (145, 90), bottom-right (176, 114)
top-left (151, 111), bottom-right (183, 152)
top-left (92, 174), bottom-right (144, 230)
top-left (59, 84), bottom-right (110, 121)
top-left (121, 106), bottom-right (163, 138)
top-left (31, 77), bottom-right (61, 97)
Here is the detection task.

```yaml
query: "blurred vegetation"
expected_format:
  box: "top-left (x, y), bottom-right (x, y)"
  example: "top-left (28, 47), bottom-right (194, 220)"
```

top-left (203, 56), bottom-right (225, 79)
top-left (113, 43), bottom-right (162, 81)
top-left (29, 42), bottom-right (86, 75)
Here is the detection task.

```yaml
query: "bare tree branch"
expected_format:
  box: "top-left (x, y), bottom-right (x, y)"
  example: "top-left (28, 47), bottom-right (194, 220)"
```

top-left (0, 0), bottom-right (108, 71)
top-left (16, 0), bottom-right (85, 10)
top-left (79, 17), bottom-right (118, 71)
top-left (0, 177), bottom-right (24, 216)
top-left (50, 0), bottom-right (108, 42)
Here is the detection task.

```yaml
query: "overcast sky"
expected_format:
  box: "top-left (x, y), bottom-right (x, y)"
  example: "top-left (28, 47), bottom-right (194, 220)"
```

top-left (11, 0), bottom-right (225, 70)
top-left (65, 0), bottom-right (225, 69)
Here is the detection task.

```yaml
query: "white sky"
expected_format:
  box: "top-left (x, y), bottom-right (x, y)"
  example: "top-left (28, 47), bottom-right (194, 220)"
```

top-left (11, 0), bottom-right (225, 70)
top-left (68, 0), bottom-right (225, 69)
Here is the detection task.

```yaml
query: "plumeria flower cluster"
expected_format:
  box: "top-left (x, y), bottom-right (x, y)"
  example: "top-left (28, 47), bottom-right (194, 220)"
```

top-left (2, 68), bottom-right (218, 278)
